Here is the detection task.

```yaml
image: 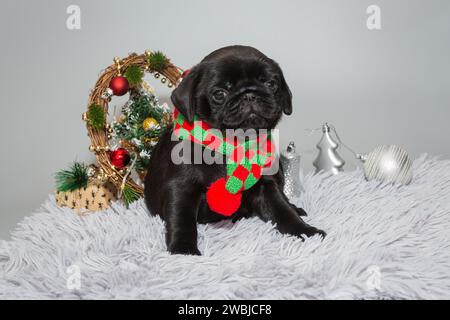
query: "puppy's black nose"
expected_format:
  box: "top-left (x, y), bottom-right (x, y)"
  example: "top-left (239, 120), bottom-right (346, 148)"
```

top-left (243, 92), bottom-right (256, 102)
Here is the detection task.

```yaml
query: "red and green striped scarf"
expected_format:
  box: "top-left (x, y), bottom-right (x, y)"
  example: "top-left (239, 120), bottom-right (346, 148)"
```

top-left (173, 109), bottom-right (274, 216)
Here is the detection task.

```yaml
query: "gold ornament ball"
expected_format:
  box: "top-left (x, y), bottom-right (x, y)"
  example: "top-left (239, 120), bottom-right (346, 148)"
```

top-left (143, 117), bottom-right (158, 131)
top-left (118, 115), bottom-right (127, 124)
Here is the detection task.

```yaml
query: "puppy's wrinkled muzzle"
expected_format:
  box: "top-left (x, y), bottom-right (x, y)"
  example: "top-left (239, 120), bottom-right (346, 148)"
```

top-left (243, 92), bottom-right (257, 102)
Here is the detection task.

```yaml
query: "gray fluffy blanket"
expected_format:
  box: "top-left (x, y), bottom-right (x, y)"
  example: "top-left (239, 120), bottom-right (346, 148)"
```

top-left (1, 155), bottom-right (449, 299)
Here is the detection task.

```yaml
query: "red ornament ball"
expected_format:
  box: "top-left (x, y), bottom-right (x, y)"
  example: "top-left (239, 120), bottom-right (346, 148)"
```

top-left (181, 69), bottom-right (191, 79)
top-left (109, 76), bottom-right (129, 96)
top-left (110, 148), bottom-right (131, 169)
top-left (206, 178), bottom-right (242, 216)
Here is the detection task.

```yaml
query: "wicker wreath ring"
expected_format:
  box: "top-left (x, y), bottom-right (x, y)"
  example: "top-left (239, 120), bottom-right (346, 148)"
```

top-left (84, 51), bottom-right (183, 196)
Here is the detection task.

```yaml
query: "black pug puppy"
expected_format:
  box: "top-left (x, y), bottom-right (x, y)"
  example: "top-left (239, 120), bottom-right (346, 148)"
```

top-left (145, 45), bottom-right (325, 255)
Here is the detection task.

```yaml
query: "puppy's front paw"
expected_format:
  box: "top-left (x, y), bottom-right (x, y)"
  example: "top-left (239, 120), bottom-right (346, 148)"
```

top-left (281, 223), bottom-right (326, 241)
top-left (301, 226), bottom-right (326, 239)
top-left (291, 204), bottom-right (308, 216)
top-left (168, 242), bottom-right (201, 256)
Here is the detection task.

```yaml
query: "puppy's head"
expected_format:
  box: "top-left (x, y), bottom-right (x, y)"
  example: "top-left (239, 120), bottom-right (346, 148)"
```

top-left (171, 45), bottom-right (292, 130)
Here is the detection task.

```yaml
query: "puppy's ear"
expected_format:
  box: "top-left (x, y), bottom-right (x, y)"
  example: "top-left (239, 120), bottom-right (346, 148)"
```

top-left (171, 66), bottom-right (202, 122)
top-left (275, 64), bottom-right (293, 115)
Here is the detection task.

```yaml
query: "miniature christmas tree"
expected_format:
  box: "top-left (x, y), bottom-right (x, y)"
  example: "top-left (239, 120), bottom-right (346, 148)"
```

top-left (111, 84), bottom-right (172, 175)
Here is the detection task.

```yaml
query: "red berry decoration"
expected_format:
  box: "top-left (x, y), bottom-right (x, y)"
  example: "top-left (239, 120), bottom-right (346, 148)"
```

top-left (109, 76), bottom-right (129, 96)
top-left (110, 148), bottom-right (131, 169)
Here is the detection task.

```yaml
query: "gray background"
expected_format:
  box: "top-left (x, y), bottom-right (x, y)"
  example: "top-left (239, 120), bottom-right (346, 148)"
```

top-left (1, 0), bottom-right (449, 239)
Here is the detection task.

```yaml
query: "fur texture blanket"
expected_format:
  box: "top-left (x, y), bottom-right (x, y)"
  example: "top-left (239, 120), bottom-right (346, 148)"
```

top-left (0, 155), bottom-right (449, 299)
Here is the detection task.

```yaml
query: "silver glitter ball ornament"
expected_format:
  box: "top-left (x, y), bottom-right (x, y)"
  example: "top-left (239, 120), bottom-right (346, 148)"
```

top-left (360, 145), bottom-right (413, 185)
top-left (280, 142), bottom-right (302, 200)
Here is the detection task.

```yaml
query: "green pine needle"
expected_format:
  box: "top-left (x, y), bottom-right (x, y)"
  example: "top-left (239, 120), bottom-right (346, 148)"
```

top-left (124, 66), bottom-right (144, 86)
top-left (147, 51), bottom-right (169, 71)
top-left (55, 162), bottom-right (89, 192)
top-left (122, 185), bottom-right (140, 207)
top-left (87, 104), bottom-right (106, 129)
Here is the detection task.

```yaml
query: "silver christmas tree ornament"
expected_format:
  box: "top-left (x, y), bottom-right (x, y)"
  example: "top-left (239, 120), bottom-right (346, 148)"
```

top-left (281, 142), bottom-right (302, 200)
top-left (313, 123), bottom-right (345, 174)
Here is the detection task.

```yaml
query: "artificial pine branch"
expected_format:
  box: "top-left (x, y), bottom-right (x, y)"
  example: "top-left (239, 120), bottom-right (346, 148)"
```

top-left (87, 104), bottom-right (106, 129)
top-left (122, 185), bottom-right (140, 207)
top-left (124, 66), bottom-right (144, 86)
top-left (55, 162), bottom-right (89, 192)
top-left (147, 51), bottom-right (169, 71)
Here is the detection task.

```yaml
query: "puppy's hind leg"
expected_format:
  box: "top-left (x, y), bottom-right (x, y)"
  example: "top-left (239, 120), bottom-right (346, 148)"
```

top-left (163, 184), bottom-right (202, 255)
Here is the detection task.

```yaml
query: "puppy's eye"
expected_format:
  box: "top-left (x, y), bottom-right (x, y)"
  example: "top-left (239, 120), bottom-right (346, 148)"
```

top-left (264, 80), bottom-right (278, 91)
top-left (212, 90), bottom-right (227, 103)
top-left (224, 82), bottom-right (233, 90)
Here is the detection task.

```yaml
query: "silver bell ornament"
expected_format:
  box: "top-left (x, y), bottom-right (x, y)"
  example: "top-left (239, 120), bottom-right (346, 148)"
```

top-left (280, 142), bottom-right (303, 200)
top-left (313, 123), bottom-right (345, 174)
top-left (358, 145), bottom-right (413, 185)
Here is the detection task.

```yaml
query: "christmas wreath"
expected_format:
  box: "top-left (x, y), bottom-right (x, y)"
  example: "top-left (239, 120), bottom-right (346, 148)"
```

top-left (56, 51), bottom-right (184, 209)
